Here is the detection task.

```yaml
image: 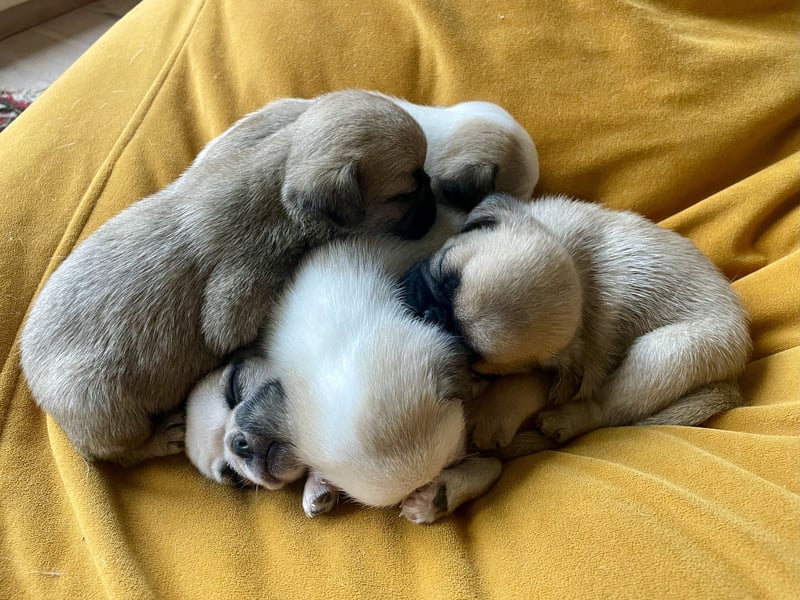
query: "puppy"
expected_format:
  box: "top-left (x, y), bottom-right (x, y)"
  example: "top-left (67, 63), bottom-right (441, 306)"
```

top-left (20, 89), bottom-right (436, 466)
top-left (186, 207), bottom-right (502, 522)
top-left (385, 95), bottom-right (539, 210)
top-left (403, 193), bottom-right (752, 451)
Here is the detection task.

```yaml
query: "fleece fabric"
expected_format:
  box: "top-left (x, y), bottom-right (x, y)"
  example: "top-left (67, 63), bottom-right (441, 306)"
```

top-left (0, 0), bottom-right (798, 598)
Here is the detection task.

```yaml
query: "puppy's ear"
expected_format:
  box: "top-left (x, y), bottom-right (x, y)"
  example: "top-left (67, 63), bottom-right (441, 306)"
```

top-left (461, 192), bottom-right (518, 233)
top-left (284, 162), bottom-right (364, 230)
top-left (438, 163), bottom-right (498, 212)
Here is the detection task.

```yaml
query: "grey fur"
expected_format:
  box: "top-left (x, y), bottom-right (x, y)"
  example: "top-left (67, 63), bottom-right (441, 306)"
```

top-left (20, 89), bottom-right (434, 465)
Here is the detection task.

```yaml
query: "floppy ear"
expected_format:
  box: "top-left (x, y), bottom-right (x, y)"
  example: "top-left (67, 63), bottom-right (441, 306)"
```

top-left (437, 163), bottom-right (498, 211)
top-left (284, 162), bottom-right (365, 230)
top-left (461, 192), bottom-right (517, 233)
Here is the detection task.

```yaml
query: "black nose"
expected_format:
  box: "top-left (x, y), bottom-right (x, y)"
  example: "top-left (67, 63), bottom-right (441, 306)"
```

top-left (232, 435), bottom-right (252, 458)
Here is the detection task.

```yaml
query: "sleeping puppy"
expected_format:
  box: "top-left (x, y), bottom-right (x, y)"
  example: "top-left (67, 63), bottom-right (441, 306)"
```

top-left (20, 89), bottom-right (436, 466)
top-left (386, 95), bottom-right (539, 210)
top-left (402, 193), bottom-right (752, 452)
top-left (185, 207), bottom-right (502, 522)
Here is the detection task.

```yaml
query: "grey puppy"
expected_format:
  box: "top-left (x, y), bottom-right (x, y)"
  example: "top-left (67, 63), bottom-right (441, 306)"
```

top-left (20, 89), bottom-right (437, 466)
top-left (402, 192), bottom-right (752, 451)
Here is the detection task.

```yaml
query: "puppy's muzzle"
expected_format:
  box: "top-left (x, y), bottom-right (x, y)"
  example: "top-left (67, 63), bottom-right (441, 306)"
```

top-left (400, 259), bottom-right (461, 337)
top-left (392, 169), bottom-right (437, 240)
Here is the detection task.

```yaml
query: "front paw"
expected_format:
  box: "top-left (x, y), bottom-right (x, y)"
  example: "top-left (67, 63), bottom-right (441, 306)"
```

top-left (470, 414), bottom-right (520, 451)
top-left (536, 403), bottom-right (599, 444)
top-left (152, 410), bottom-right (186, 454)
top-left (400, 480), bottom-right (449, 524)
top-left (303, 488), bottom-right (338, 518)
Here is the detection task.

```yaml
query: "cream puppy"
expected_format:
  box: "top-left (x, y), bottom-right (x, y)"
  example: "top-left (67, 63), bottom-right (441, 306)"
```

top-left (387, 96), bottom-right (539, 209)
top-left (21, 90), bottom-right (436, 466)
top-left (402, 193), bottom-right (752, 450)
top-left (185, 207), bottom-right (502, 521)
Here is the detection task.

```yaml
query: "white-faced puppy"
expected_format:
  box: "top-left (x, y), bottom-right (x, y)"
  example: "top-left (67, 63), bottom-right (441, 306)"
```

top-left (402, 193), bottom-right (752, 450)
top-left (20, 90), bottom-right (437, 466)
top-left (386, 95), bottom-right (539, 210)
top-left (186, 207), bottom-right (502, 522)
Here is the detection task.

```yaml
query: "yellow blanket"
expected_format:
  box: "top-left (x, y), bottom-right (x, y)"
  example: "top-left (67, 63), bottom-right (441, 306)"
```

top-left (1, 0), bottom-right (798, 597)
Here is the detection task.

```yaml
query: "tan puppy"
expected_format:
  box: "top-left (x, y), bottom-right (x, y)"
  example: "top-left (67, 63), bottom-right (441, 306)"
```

top-left (402, 193), bottom-right (752, 451)
top-left (20, 90), bottom-right (436, 466)
top-left (386, 96), bottom-right (539, 210)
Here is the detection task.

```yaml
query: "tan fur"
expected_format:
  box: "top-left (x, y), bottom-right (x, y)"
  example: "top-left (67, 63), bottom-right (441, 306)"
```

top-left (435, 119), bottom-right (534, 200)
top-left (403, 193), bottom-right (752, 449)
top-left (468, 371), bottom-right (552, 452)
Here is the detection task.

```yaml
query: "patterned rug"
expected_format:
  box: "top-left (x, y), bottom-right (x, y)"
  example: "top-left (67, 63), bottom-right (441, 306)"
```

top-left (0, 89), bottom-right (44, 132)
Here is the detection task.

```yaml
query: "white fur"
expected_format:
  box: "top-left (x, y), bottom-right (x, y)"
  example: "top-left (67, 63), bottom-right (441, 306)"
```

top-left (264, 209), bottom-right (468, 507)
top-left (389, 97), bottom-right (539, 200)
top-left (184, 370), bottom-right (232, 484)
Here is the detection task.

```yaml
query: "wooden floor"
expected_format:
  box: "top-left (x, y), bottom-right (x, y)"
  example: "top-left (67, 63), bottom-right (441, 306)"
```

top-left (0, 0), bottom-right (139, 93)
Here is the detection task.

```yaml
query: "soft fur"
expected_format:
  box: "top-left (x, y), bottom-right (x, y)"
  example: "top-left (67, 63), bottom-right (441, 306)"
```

top-left (20, 89), bottom-right (436, 465)
top-left (403, 193), bottom-right (752, 450)
top-left (387, 96), bottom-right (539, 210)
top-left (185, 207), bottom-right (502, 521)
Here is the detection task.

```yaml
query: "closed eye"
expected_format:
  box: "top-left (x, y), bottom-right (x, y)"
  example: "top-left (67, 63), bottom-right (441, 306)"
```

top-left (387, 169), bottom-right (430, 204)
top-left (387, 187), bottom-right (418, 204)
top-left (225, 362), bottom-right (243, 410)
top-left (460, 214), bottom-right (497, 233)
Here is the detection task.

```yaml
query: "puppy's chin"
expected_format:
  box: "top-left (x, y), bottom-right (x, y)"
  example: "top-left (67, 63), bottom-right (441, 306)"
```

top-left (184, 366), bottom-right (232, 483)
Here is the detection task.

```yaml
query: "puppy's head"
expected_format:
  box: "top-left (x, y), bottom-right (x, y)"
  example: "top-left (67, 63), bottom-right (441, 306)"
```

top-left (283, 90), bottom-right (436, 240)
top-left (401, 193), bottom-right (582, 374)
top-left (403, 99), bottom-right (539, 211)
top-left (290, 321), bottom-right (470, 508)
top-left (185, 358), bottom-right (306, 489)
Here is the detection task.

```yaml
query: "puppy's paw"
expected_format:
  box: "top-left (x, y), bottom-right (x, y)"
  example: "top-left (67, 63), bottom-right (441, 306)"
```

top-left (151, 411), bottom-right (186, 455)
top-left (303, 488), bottom-right (338, 518)
top-left (302, 473), bottom-right (339, 518)
top-left (470, 414), bottom-right (520, 451)
top-left (536, 403), bottom-right (599, 444)
top-left (400, 480), bottom-right (449, 524)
